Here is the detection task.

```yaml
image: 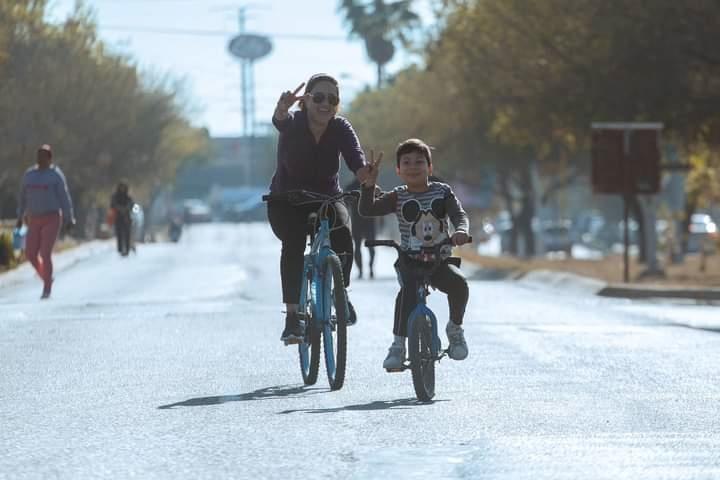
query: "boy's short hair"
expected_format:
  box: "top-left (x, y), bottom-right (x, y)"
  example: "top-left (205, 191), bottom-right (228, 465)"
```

top-left (396, 138), bottom-right (432, 167)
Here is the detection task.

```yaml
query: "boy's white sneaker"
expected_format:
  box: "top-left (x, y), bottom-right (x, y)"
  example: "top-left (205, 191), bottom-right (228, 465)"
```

top-left (446, 321), bottom-right (468, 360)
top-left (383, 343), bottom-right (406, 370)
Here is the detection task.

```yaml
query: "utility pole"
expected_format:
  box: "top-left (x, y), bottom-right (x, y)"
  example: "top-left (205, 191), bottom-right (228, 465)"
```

top-left (227, 5), bottom-right (272, 185)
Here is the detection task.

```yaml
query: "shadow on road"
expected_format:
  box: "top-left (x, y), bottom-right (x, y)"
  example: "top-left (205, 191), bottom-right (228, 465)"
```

top-left (673, 323), bottom-right (720, 334)
top-left (158, 384), bottom-right (325, 409)
top-left (278, 397), bottom-right (448, 414)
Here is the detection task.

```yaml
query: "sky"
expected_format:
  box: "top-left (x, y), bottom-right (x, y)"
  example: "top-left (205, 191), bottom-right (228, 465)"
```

top-left (48, 0), bottom-right (435, 138)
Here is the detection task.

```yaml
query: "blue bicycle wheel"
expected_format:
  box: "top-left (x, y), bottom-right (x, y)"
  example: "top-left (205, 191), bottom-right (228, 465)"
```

top-left (321, 255), bottom-right (347, 391)
top-left (298, 276), bottom-right (320, 385)
top-left (409, 315), bottom-right (435, 401)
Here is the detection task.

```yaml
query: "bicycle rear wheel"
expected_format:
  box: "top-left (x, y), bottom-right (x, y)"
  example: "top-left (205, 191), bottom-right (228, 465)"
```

top-left (322, 254), bottom-right (347, 391)
top-left (298, 277), bottom-right (320, 385)
top-left (409, 315), bottom-right (435, 401)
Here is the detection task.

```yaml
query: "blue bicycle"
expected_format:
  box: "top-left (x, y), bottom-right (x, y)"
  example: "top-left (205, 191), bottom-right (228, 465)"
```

top-left (366, 237), bottom-right (471, 401)
top-left (263, 190), bottom-right (358, 391)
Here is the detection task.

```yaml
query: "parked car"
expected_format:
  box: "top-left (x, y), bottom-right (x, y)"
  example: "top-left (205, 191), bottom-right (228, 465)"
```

top-left (182, 199), bottom-right (212, 223)
top-left (541, 221), bottom-right (573, 256)
top-left (687, 213), bottom-right (718, 253)
top-left (208, 186), bottom-right (266, 222)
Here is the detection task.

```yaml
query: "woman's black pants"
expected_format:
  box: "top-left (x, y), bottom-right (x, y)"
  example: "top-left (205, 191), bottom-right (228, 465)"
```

top-left (267, 199), bottom-right (353, 304)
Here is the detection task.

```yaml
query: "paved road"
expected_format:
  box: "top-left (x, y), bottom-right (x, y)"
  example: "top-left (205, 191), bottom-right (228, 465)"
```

top-left (1, 224), bottom-right (719, 479)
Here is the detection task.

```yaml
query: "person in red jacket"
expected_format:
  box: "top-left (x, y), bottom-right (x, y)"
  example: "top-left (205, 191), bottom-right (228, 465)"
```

top-left (16, 144), bottom-right (75, 299)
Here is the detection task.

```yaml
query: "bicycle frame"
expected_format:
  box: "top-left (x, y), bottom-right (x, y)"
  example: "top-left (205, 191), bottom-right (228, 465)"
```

top-left (299, 215), bottom-right (336, 330)
top-left (405, 273), bottom-right (444, 361)
top-left (264, 188), bottom-right (357, 389)
top-left (365, 237), bottom-right (473, 365)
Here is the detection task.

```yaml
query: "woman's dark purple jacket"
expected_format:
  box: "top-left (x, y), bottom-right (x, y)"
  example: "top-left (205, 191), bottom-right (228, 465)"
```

top-left (269, 110), bottom-right (366, 195)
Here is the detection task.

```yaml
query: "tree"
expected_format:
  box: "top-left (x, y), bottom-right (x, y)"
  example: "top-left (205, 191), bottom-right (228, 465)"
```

top-left (338, 0), bottom-right (421, 87)
top-left (0, 2), bottom-right (209, 226)
top-left (347, 0), bottom-right (720, 257)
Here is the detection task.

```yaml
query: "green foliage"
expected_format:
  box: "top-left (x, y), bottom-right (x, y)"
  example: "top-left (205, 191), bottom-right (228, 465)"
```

top-left (0, 1), bottom-right (208, 219)
top-left (348, 0), bottom-right (720, 197)
top-left (0, 231), bottom-right (14, 267)
top-left (345, 0), bottom-right (720, 255)
top-left (338, 0), bottom-right (422, 85)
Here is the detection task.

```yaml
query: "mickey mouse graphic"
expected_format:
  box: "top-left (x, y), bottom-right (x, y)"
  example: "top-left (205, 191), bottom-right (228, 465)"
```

top-left (401, 197), bottom-right (450, 250)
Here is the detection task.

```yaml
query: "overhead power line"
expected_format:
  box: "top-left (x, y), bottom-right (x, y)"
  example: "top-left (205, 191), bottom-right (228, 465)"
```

top-left (101, 25), bottom-right (348, 41)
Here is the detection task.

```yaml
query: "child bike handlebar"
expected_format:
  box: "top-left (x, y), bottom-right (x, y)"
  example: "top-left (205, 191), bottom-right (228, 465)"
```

top-left (366, 237), bottom-right (473, 273)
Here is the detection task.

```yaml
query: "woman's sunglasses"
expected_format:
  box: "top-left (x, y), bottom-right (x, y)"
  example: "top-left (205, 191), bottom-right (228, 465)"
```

top-left (311, 92), bottom-right (339, 106)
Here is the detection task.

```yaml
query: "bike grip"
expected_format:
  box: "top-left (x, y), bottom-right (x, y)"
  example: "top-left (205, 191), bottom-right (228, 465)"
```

top-left (365, 240), bottom-right (397, 248)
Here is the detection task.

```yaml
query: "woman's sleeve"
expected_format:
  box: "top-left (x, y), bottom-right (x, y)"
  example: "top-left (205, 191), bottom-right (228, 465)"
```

top-left (338, 118), bottom-right (366, 173)
top-left (272, 111), bottom-right (294, 132)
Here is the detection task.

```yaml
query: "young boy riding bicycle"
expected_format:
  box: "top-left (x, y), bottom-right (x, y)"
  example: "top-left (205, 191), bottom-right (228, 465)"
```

top-left (359, 138), bottom-right (471, 370)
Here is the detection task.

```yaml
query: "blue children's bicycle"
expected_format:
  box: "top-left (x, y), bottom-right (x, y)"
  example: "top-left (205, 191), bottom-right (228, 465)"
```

top-left (263, 190), bottom-right (358, 391)
top-left (366, 237), bottom-right (471, 401)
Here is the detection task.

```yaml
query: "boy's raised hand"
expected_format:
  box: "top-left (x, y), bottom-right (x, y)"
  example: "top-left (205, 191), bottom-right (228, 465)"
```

top-left (360, 149), bottom-right (383, 186)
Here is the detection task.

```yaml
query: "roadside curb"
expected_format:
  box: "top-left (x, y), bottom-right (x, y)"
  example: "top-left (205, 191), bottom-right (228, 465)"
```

top-left (0, 240), bottom-right (113, 289)
top-left (598, 284), bottom-right (720, 301)
top-left (462, 254), bottom-right (720, 302)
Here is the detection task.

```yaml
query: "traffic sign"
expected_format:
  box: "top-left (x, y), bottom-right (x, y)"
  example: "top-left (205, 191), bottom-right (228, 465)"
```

top-left (228, 34), bottom-right (272, 61)
top-left (591, 123), bottom-right (662, 195)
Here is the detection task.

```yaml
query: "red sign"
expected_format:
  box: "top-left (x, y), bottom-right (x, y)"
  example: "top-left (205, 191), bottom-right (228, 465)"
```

top-left (591, 124), bottom-right (661, 195)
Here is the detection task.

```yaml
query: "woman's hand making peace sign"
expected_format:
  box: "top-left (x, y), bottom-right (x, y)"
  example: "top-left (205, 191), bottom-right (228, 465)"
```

top-left (273, 82), bottom-right (306, 121)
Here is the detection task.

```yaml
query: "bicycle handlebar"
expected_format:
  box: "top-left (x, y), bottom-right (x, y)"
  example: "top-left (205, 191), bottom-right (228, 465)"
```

top-left (364, 239), bottom-right (399, 248)
top-left (262, 189), bottom-right (360, 204)
top-left (365, 236), bottom-right (473, 251)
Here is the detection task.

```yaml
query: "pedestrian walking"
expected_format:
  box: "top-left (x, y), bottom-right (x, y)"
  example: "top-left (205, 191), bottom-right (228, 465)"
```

top-left (110, 181), bottom-right (134, 256)
top-left (16, 144), bottom-right (75, 299)
top-left (345, 178), bottom-right (377, 279)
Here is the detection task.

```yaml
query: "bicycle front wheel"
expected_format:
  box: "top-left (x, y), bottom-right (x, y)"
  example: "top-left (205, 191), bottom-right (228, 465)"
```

top-left (409, 315), bottom-right (435, 401)
top-left (322, 254), bottom-right (347, 391)
top-left (298, 277), bottom-right (320, 385)
top-left (299, 327), bottom-right (321, 386)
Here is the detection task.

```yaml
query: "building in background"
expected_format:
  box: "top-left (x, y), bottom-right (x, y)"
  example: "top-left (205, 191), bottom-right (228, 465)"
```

top-left (172, 134), bottom-right (276, 222)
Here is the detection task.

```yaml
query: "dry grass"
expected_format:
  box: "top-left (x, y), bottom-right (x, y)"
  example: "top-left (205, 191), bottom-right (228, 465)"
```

top-left (0, 236), bottom-right (79, 273)
top-left (458, 247), bottom-right (720, 288)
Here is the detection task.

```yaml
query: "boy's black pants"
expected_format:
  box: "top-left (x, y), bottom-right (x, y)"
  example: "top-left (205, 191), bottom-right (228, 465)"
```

top-left (393, 257), bottom-right (468, 337)
top-left (267, 199), bottom-right (353, 304)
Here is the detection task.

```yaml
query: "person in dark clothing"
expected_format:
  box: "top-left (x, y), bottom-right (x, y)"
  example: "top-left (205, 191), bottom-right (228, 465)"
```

top-left (344, 179), bottom-right (377, 279)
top-left (111, 181), bottom-right (134, 256)
top-left (267, 73), bottom-right (371, 344)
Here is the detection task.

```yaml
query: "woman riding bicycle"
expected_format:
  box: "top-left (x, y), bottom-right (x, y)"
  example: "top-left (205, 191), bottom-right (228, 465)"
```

top-left (267, 73), bottom-right (371, 344)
